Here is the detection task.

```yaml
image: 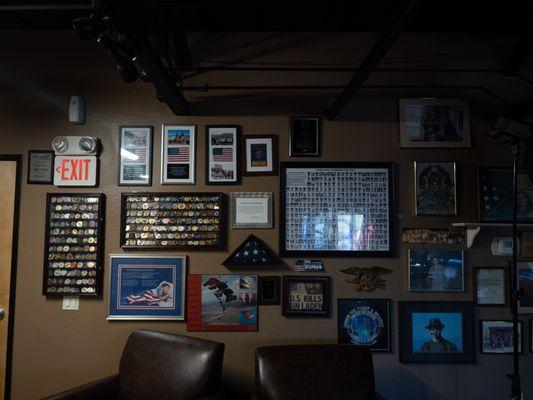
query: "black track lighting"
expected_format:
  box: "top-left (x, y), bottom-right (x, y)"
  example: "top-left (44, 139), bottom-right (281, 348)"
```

top-left (97, 35), bottom-right (139, 83)
top-left (72, 14), bottom-right (108, 43)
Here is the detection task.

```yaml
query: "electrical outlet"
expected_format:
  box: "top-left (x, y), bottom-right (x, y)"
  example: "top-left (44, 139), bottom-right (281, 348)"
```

top-left (62, 296), bottom-right (80, 311)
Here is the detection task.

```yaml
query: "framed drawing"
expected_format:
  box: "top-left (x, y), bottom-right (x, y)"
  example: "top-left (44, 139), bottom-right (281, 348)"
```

top-left (473, 266), bottom-right (507, 306)
top-left (118, 126), bottom-right (153, 186)
top-left (480, 320), bottom-right (523, 354)
top-left (242, 134), bottom-right (279, 176)
top-left (205, 125), bottom-right (241, 185)
top-left (161, 124), bottom-right (196, 184)
top-left (401, 228), bottom-right (465, 245)
top-left (399, 301), bottom-right (475, 363)
top-left (28, 150), bottom-right (54, 184)
top-left (408, 250), bottom-right (464, 292)
top-left (258, 276), bottom-right (281, 305)
top-left (338, 298), bottom-right (391, 352)
top-left (414, 161), bottom-right (457, 215)
top-left (280, 162), bottom-right (395, 257)
top-left (230, 192), bottom-right (273, 229)
top-left (107, 255), bottom-right (186, 320)
top-left (398, 98), bottom-right (471, 148)
top-left (517, 261), bottom-right (533, 313)
top-left (289, 116), bottom-right (321, 157)
top-left (282, 276), bottom-right (330, 317)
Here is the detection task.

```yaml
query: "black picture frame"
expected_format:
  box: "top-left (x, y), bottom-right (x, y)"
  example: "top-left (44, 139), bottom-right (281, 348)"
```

top-left (205, 125), bottom-right (242, 185)
top-left (479, 320), bottom-right (524, 355)
top-left (282, 275), bottom-right (330, 317)
top-left (118, 125), bottom-right (154, 187)
top-left (289, 116), bottom-right (321, 157)
top-left (242, 134), bottom-right (279, 176)
top-left (530, 319), bottom-right (533, 353)
top-left (27, 150), bottom-right (54, 184)
top-left (259, 276), bottom-right (281, 305)
top-left (399, 301), bottom-right (475, 363)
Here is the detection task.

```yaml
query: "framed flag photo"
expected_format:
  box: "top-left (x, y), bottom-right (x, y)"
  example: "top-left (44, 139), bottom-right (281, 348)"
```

top-left (205, 125), bottom-right (241, 185)
top-left (161, 124), bottom-right (196, 184)
top-left (118, 126), bottom-right (153, 186)
top-left (242, 134), bottom-right (279, 176)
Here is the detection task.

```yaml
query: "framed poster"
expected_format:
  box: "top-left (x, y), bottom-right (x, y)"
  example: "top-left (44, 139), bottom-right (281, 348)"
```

top-left (398, 98), bottom-right (471, 148)
top-left (107, 255), bottom-right (186, 320)
top-left (399, 301), bottom-right (475, 363)
top-left (414, 161), bottom-right (457, 215)
top-left (258, 276), bottom-right (281, 305)
top-left (118, 126), bottom-right (153, 186)
top-left (161, 124), bottom-right (196, 184)
top-left (289, 116), bottom-right (321, 157)
top-left (408, 250), bottom-right (464, 292)
top-left (473, 267), bottom-right (507, 306)
top-left (480, 320), bottom-right (523, 354)
top-left (231, 192), bottom-right (273, 229)
top-left (28, 150), bottom-right (54, 184)
top-left (282, 276), bottom-right (330, 317)
top-left (187, 274), bottom-right (258, 331)
top-left (205, 125), bottom-right (241, 185)
top-left (338, 298), bottom-right (391, 352)
top-left (517, 261), bottom-right (533, 313)
top-left (280, 162), bottom-right (394, 257)
top-left (401, 228), bottom-right (465, 245)
top-left (242, 134), bottom-right (278, 176)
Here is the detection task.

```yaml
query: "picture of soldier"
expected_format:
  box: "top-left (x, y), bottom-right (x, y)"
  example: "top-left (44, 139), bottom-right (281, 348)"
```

top-left (412, 313), bottom-right (463, 354)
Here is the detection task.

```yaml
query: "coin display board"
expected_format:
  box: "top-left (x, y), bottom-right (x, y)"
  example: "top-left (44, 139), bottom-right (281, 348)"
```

top-left (43, 193), bottom-right (105, 297)
top-left (120, 192), bottom-right (227, 250)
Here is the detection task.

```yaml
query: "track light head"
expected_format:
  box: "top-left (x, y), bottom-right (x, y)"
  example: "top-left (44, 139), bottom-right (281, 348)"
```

top-left (72, 14), bottom-right (107, 43)
top-left (97, 35), bottom-right (139, 83)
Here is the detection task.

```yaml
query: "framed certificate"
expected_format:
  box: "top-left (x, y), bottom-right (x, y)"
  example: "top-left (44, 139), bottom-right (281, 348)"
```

top-left (118, 126), bottom-right (153, 186)
top-left (205, 125), bottom-right (241, 185)
top-left (28, 150), bottom-right (54, 184)
top-left (161, 125), bottom-right (196, 184)
top-left (473, 266), bottom-right (507, 306)
top-left (230, 192), bottom-right (273, 229)
top-left (289, 116), bottom-right (321, 157)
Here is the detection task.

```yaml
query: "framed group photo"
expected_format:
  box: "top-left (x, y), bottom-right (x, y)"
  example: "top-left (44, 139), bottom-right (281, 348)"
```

top-left (408, 249), bottom-right (464, 292)
top-left (282, 276), bottom-right (330, 317)
top-left (242, 134), bottom-right (278, 176)
top-left (414, 161), bottom-right (457, 216)
top-left (161, 125), bottom-right (196, 184)
top-left (473, 266), bottom-right (507, 306)
top-left (206, 125), bottom-right (241, 185)
top-left (480, 320), bottom-right (523, 354)
top-left (118, 126), bottom-right (153, 186)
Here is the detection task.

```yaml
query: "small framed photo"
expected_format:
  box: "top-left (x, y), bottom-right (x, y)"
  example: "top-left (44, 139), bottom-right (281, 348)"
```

top-left (338, 298), bottom-right (391, 352)
top-left (28, 150), bottom-right (54, 184)
top-left (289, 116), bottom-right (321, 157)
top-left (242, 134), bottom-right (278, 176)
top-left (282, 276), bottom-right (330, 317)
top-left (399, 301), bottom-right (475, 363)
top-left (118, 126), bottom-right (153, 186)
top-left (259, 276), bottom-right (281, 305)
top-left (517, 261), bottom-right (533, 313)
top-left (205, 125), bottom-right (241, 185)
top-left (408, 250), bottom-right (464, 292)
top-left (480, 320), bottom-right (523, 354)
top-left (231, 192), bottom-right (273, 229)
top-left (473, 267), bottom-right (507, 306)
top-left (414, 161), bottom-right (457, 215)
top-left (107, 255), bottom-right (187, 320)
top-left (398, 98), bottom-right (471, 148)
top-left (161, 124), bottom-right (196, 184)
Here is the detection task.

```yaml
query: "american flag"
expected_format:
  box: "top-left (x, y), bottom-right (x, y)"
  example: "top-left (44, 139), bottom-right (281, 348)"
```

top-left (213, 147), bottom-right (233, 162)
top-left (126, 291), bottom-right (169, 305)
top-left (123, 148), bottom-right (146, 163)
top-left (168, 147), bottom-right (189, 163)
top-left (480, 174), bottom-right (508, 218)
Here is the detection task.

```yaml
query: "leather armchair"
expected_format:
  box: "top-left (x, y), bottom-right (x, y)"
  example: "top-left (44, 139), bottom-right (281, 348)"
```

top-left (252, 345), bottom-right (384, 400)
top-left (43, 330), bottom-right (225, 400)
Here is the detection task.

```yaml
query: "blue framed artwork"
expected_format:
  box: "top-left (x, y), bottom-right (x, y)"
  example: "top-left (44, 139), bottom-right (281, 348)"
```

top-left (108, 255), bottom-right (186, 320)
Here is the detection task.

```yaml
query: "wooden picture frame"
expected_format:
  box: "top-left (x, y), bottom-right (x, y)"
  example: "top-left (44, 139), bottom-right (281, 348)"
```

top-left (282, 275), bottom-right (330, 317)
top-left (118, 126), bottom-right (153, 186)
top-left (242, 134), bottom-right (279, 176)
top-left (205, 125), bottom-right (241, 185)
top-left (473, 266), bottom-right (507, 306)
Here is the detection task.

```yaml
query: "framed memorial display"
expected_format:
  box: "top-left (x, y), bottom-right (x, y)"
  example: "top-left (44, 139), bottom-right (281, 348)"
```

top-left (414, 161), bottom-right (457, 216)
top-left (107, 255), bottom-right (186, 320)
top-left (230, 192), bottom-right (273, 229)
top-left (205, 125), bottom-right (241, 185)
top-left (43, 193), bottom-right (105, 296)
top-left (28, 150), bottom-right (54, 184)
top-left (161, 124), bottom-right (196, 184)
top-left (280, 162), bottom-right (394, 257)
top-left (408, 250), bottom-right (464, 292)
top-left (398, 98), bottom-right (471, 148)
top-left (480, 320), bottom-right (523, 354)
top-left (289, 116), bottom-right (321, 157)
top-left (338, 298), bottom-right (392, 351)
top-left (282, 276), bottom-right (330, 317)
top-left (517, 261), bottom-right (533, 313)
top-left (118, 126), bottom-right (153, 186)
top-left (187, 274), bottom-right (258, 331)
top-left (120, 192), bottom-right (226, 250)
top-left (258, 276), bottom-right (281, 305)
top-left (222, 234), bottom-right (282, 269)
top-left (473, 266), bottom-right (507, 306)
top-left (399, 301), bottom-right (475, 363)
top-left (242, 134), bottom-right (278, 176)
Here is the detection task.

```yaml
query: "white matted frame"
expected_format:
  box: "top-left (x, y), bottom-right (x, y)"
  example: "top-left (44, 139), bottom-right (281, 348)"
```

top-left (231, 192), bottom-right (274, 229)
top-left (414, 161), bottom-right (457, 216)
top-left (118, 126), bottom-right (153, 186)
top-left (242, 135), bottom-right (278, 176)
top-left (161, 124), bottom-right (196, 184)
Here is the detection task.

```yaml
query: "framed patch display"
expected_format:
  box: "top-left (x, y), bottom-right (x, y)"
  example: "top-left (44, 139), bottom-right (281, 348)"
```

top-left (107, 255), bottom-right (186, 320)
top-left (280, 162), bottom-right (394, 257)
top-left (43, 193), bottom-right (105, 297)
top-left (258, 276), bottom-right (281, 305)
top-left (414, 161), bottom-right (457, 215)
top-left (231, 192), bottom-right (273, 229)
top-left (517, 261), bottom-right (533, 313)
top-left (205, 125), bottom-right (241, 185)
top-left (401, 228), bottom-right (465, 245)
top-left (338, 298), bottom-right (391, 351)
top-left (399, 301), bottom-right (475, 363)
top-left (120, 192), bottom-right (226, 250)
top-left (28, 150), bottom-right (54, 184)
top-left (187, 274), bottom-right (258, 331)
top-left (408, 250), bottom-right (464, 292)
top-left (398, 98), bottom-right (471, 148)
top-left (480, 320), bottom-right (523, 354)
top-left (242, 134), bottom-right (279, 176)
top-left (289, 116), bottom-right (321, 157)
top-left (473, 267), bottom-right (507, 306)
top-left (161, 124), bottom-right (196, 184)
top-left (118, 126), bottom-right (153, 186)
top-left (282, 276), bottom-right (330, 317)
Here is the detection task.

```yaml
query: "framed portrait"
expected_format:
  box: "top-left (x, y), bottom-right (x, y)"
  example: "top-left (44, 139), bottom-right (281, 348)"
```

top-left (242, 135), bottom-right (278, 176)
top-left (107, 255), bottom-right (186, 320)
top-left (414, 161), bottom-right (457, 215)
top-left (282, 276), bottom-right (330, 317)
top-left (161, 124), bottom-right (196, 184)
top-left (205, 125), bottom-right (241, 185)
top-left (28, 150), bottom-right (54, 184)
top-left (398, 98), bottom-right (471, 148)
top-left (280, 162), bottom-right (395, 257)
top-left (473, 266), bottom-right (507, 306)
top-left (408, 249), bottom-right (464, 292)
top-left (517, 261), bottom-right (533, 313)
top-left (480, 320), bottom-right (523, 354)
top-left (338, 298), bottom-right (391, 352)
top-left (401, 228), bottom-right (465, 245)
top-left (289, 116), bottom-right (321, 157)
top-left (258, 276), bottom-right (281, 305)
top-left (399, 301), bottom-right (475, 363)
top-left (118, 126), bottom-right (153, 186)
top-left (230, 192), bottom-right (273, 229)
top-left (187, 274), bottom-right (258, 332)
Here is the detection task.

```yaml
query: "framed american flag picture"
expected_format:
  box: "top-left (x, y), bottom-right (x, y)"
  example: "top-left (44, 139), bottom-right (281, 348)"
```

top-left (205, 125), bottom-right (241, 185)
top-left (118, 126), bottom-right (153, 186)
top-left (161, 124), bottom-right (196, 184)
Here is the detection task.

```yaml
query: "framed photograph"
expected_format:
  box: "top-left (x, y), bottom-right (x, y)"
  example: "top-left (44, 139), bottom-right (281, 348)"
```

top-left (338, 298), bottom-right (391, 352)
top-left (161, 124), bottom-right (196, 184)
top-left (280, 162), bottom-right (394, 257)
top-left (28, 150), bottom-right (54, 184)
top-left (399, 301), bottom-right (475, 363)
top-left (473, 267), bottom-right (507, 306)
top-left (408, 249), bottom-right (464, 292)
top-left (230, 192), bottom-right (273, 229)
top-left (414, 161), bottom-right (457, 215)
top-left (205, 125), bottom-right (241, 185)
top-left (107, 255), bottom-right (186, 320)
top-left (398, 98), bottom-right (471, 148)
top-left (401, 228), bottom-right (465, 245)
top-left (187, 274), bottom-right (258, 332)
top-left (282, 276), bottom-right (330, 317)
top-left (118, 126), bottom-right (153, 186)
top-left (242, 134), bottom-right (278, 176)
top-left (517, 261), bottom-right (533, 313)
top-left (259, 276), bottom-right (281, 305)
top-left (480, 320), bottom-right (523, 354)
top-left (289, 116), bottom-right (321, 157)
top-left (530, 319), bottom-right (533, 352)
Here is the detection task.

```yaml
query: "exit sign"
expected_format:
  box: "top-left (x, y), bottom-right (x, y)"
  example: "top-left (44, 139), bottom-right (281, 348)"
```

top-left (54, 156), bottom-right (98, 186)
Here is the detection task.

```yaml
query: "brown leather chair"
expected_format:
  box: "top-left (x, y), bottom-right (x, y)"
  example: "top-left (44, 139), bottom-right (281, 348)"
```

top-left (43, 330), bottom-right (225, 400)
top-left (252, 345), bottom-right (384, 400)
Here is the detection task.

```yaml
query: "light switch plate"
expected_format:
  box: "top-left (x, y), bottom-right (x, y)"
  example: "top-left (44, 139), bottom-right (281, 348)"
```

top-left (62, 296), bottom-right (80, 311)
